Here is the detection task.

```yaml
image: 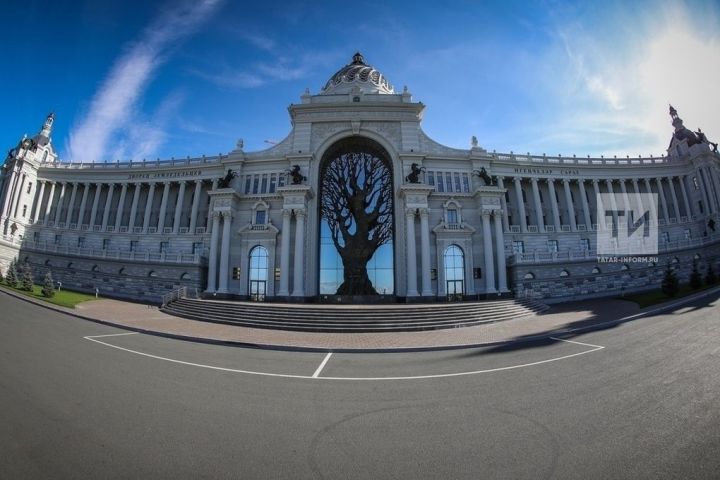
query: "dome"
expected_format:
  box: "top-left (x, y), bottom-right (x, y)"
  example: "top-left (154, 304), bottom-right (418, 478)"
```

top-left (320, 52), bottom-right (395, 95)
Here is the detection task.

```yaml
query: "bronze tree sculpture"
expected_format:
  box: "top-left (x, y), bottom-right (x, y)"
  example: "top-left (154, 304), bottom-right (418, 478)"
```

top-left (320, 147), bottom-right (393, 295)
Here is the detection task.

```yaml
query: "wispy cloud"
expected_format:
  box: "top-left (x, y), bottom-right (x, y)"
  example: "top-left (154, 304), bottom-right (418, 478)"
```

top-left (66, 0), bottom-right (224, 161)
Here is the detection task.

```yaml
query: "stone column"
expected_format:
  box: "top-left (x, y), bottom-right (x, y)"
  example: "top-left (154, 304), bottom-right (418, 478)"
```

top-left (496, 177), bottom-right (509, 232)
top-left (128, 183), bottom-right (142, 231)
top-left (55, 182), bottom-right (67, 227)
top-left (530, 178), bottom-right (544, 231)
top-left (64, 182), bottom-right (78, 226)
top-left (707, 166), bottom-right (720, 212)
top-left (0, 167), bottom-right (18, 218)
top-left (655, 178), bottom-right (670, 224)
top-left (643, 178), bottom-right (658, 224)
top-left (217, 211), bottom-right (232, 294)
top-left (513, 177), bottom-right (528, 232)
top-left (156, 182), bottom-right (171, 233)
top-left (33, 180), bottom-right (46, 223)
top-left (605, 179), bottom-right (619, 229)
top-left (578, 180), bottom-right (592, 228)
top-left (11, 174), bottom-right (26, 219)
top-left (547, 178), bottom-right (561, 230)
top-left (419, 208), bottom-right (432, 296)
top-left (88, 184), bottom-right (102, 228)
top-left (75, 182), bottom-right (90, 228)
top-left (207, 179), bottom-right (218, 233)
top-left (189, 180), bottom-right (202, 234)
top-left (667, 177), bottom-right (681, 221)
top-left (696, 169), bottom-right (711, 215)
top-left (291, 210), bottom-right (306, 297)
top-left (405, 209), bottom-right (418, 297)
top-left (206, 212), bottom-right (221, 293)
top-left (101, 184), bottom-right (115, 230)
top-left (631, 179), bottom-right (644, 217)
top-left (114, 184), bottom-right (129, 231)
top-left (679, 175), bottom-right (693, 217)
top-left (494, 211), bottom-right (508, 292)
top-left (172, 181), bottom-right (187, 233)
top-left (619, 180), bottom-right (631, 214)
top-left (562, 179), bottom-right (577, 231)
top-left (592, 180), bottom-right (604, 229)
top-left (482, 211), bottom-right (496, 294)
top-left (44, 181), bottom-right (56, 221)
top-left (142, 183), bottom-right (157, 233)
top-left (278, 209), bottom-right (292, 296)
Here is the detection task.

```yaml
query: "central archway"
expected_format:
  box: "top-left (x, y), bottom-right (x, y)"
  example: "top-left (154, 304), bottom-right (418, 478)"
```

top-left (318, 137), bottom-right (395, 298)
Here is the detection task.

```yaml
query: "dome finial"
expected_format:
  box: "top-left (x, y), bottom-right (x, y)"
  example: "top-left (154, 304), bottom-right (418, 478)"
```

top-left (352, 52), bottom-right (365, 65)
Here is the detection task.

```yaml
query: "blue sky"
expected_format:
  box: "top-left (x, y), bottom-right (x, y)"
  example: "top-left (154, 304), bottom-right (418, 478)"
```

top-left (2, 0), bottom-right (719, 163)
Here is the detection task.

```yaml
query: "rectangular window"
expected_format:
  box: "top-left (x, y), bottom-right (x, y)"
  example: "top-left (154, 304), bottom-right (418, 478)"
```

top-left (512, 241), bottom-right (525, 254)
top-left (698, 200), bottom-right (704, 214)
top-left (27, 183), bottom-right (32, 194)
top-left (22, 205), bottom-right (27, 217)
top-left (278, 174), bottom-right (285, 188)
top-left (454, 172), bottom-right (461, 192)
top-left (447, 209), bottom-right (458, 224)
top-left (581, 238), bottom-right (590, 250)
top-left (192, 241), bottom-right (203, 254)
top-left (33, 232), bottom-right (39, 242)
top-left (505, 191), bottom-right (510, 203)
top-left (244, 176), bottom-right (251, 194)
top-left (462, 173), bottom-right (470, 193)
top-left (261, 174), bottom-right (268, 194)
top-left (160, 241), bottom-right (169, 253)
top-left (252, 176), bottom-right (259, 194)
top-left (662, 232), bottom-right (670, 243)
top-left (102, 239), bottom-right (111, 250)
top-left (693, 177), bottom-right (699, 190)
top-left (522, 189), bottom-right (527, 202)
top-left (428, 171), bottom-right (435, 186)
top-left (445, 173), bottom-right (453, 192)
top-left (255, 210), bottom-right (266, 225)
top-left (55, 234), bottom-right (62, 245)
top-left (684, 229), bottom-right (691, 240)
top-left (269, 174), bottom-right (277, 193)
top-left (548, 240), bottom-right (558, 253)
top-left (437, 173), bottom-right (445, 192)
top-left (130, 240), bottom-right (138, 252)
top-left (538, 189), bottom-right (543, 202)
top-left (77, 237), bottom-right (85, 248)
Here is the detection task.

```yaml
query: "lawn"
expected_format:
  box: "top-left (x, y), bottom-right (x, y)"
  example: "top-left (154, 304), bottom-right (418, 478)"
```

top-left (620, 283), bottom-right (717, 309)
top-left (0, 282), bottom-right (99, 308)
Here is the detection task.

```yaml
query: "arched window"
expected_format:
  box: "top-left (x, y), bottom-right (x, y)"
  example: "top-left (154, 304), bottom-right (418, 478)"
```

top-left (180, 272), bottom-right (191, 280)
top-left (249, 246), bottom-right (269, 301)
top-left (444, 245), bottom-right (465, 300)
top-left (91, 265), bottom-right (100, 272)
top-left (672, 257), bottom-right (679, 264)
top-left (67, 262), bottom-right (73, 269)
top-left (148, 271), bottom-right (158, 278)
top-left (620, 264), bottom-right (630, 271)
top-left (591, 266), bottom-right (601, 274)
top-left (45, 259), bottom-right (52, 266)
top-left (523, 272), bottom-right (535, 280)
top-left (119, 268), bottom-right (126, 276)
top-left (559, 269), bottom-right (570, 277)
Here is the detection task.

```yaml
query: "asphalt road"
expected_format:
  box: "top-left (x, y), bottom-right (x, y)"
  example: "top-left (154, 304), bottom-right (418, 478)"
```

top-left (1, 291), bottom-right (719, 479)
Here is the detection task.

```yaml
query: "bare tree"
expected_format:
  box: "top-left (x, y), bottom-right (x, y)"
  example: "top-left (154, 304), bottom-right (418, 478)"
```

top-left (320, 150), bottom-right (393, 294)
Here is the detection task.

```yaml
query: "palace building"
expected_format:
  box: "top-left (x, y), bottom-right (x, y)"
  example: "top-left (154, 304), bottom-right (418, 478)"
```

top-left (1, 53), bottom-right (719, 304)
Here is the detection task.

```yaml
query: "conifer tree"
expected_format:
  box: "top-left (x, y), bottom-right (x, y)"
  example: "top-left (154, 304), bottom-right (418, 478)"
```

top-left (705, 263), bottom-right (717, 285)
top-left (20, 263), bottom-right (34, 292)
top-left (42, 272), bottom-right (55, 298)
top-left (689, 260), bottom-right (702, 290)
top-left (6, 259), bottom-right (18, 288)
top-left (661, 265), bottom-right (679, 297)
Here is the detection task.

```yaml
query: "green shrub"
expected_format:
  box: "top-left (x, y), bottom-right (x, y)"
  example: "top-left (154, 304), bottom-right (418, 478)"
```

top-left (661, 265), bottom-right (679, 297)
top-left (42, 272), bottom-right (55, 298)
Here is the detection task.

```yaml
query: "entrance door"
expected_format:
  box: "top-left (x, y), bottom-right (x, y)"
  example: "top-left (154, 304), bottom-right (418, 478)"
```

top-left (250, 280), bottom-right (266, 302)
top-left (447, 280), bottom-right (464, 302)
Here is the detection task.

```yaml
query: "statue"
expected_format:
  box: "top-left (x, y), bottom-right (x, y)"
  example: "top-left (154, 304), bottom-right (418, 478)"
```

top-left (287, 165), bottom-right (306, 185)
top-left (471, 136), bottom-right (478, 148)
top-left (709, 218), bottom-right (716, 232)
top-left (217, 169), bottom-right (236, 188)
top-left (473, 167), bottom-right (497, 186)
top-left (405, 163), bottom-right (425, 183)
top-left (236, 138), bottom-right (244, 150)
top-left (696, 128), bottom-right (718, 153)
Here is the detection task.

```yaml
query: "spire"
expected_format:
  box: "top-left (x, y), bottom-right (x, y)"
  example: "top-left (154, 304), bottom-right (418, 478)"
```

top-left (351, 52), bottom-right (366, 65)
top-left (669, 104), bottom-right (683, 131)
top-left (40, 112), bottom-right (55, 138)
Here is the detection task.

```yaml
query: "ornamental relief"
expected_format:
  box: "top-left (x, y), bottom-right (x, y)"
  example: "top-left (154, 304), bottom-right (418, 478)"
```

top-left (310, 122), bottom-right (346, 149)
top-left (363, 122), bottom-right (401, 146)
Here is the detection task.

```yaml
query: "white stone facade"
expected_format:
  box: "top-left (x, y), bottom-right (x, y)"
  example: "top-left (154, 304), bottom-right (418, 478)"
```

top-left (1, 54), bottom-right (719, 303)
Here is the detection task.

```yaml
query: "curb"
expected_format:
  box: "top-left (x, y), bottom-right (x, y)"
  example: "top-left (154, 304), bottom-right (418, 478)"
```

top-left (2, 285), bottom-right (719, 354)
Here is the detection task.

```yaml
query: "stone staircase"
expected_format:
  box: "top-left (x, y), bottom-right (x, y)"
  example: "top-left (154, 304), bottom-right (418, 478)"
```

top-left (161, 298), bottom-right (549, 333)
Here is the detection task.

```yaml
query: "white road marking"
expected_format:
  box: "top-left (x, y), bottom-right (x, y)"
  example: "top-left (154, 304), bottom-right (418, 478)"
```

top-left (85, 332), bottom-right (140, 339)
top-left (312, 352), bottom-right (332, 378)
top-left (83, 335), bottom-right (604, 381)
top-left (313, 352), bottom-right (332, 378)
top-left (550, 336), bottom-right (604, 349)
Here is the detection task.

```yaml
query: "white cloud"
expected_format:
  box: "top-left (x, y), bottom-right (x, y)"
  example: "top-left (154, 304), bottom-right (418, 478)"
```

top-left (66, 0), bottom-right (223, 162)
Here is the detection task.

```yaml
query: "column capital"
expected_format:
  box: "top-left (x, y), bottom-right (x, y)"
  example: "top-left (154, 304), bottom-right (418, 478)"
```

top-left (405, 208), bottom-right (417, 217)
top-left (546, 178), bottom-right (555, 184)
top-left (294, 209), bottom-right (307, 219)
top-left (418, 207), bottom-right (429, 217)
top-left (220, 210), bottom-right (233, 219)
top-left (481, 209), bottom-right (493, 218)
top-left (282, 208), bottom-right (292, 218)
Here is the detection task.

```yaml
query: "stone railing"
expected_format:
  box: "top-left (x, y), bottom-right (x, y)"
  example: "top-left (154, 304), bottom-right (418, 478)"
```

top-left (17, 239), bottom-right (206, 265)
top-left (492, 152), bottom-right (668, 166)
top-left (39, 155), bottom-right (224, 170)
